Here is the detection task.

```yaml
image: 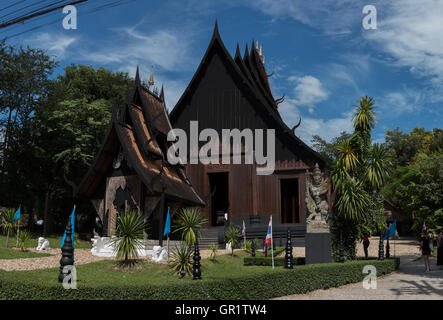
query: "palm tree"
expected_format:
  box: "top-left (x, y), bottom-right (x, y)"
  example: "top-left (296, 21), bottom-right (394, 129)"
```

top-left (173, 207), bottom-right (207, 246)
top-left (111, 210), bottom-right (146, 263)
top-left (169, 243), bottom-right (193, 276)
top-left (366, 143), bottom-right (391, 190)
top-left (225, 226), bottom-right (241, 256)
top-left (0, 208), bottom-right (16, 248)
top-left (353, 96), bottom-right (376, 134)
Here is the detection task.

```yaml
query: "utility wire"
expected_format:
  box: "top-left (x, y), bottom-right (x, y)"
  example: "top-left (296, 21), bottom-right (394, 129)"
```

top-left (3, 0), bottom-right (136, 39)
top-left (0, 0), bottom-right (26, 13)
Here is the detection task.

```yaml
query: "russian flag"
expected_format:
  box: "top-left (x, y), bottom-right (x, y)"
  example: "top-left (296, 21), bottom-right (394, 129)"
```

top-left (264, 216), bottom-right (272, 257)
top-left (242, 220), bottom-right (246, 236)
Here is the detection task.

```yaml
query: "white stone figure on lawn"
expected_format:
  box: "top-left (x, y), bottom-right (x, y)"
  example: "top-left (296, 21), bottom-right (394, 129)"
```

top-left (36, 237), bottom-right (50, 251)
top-left (91, 236), bottom-right (116, 257)
top-left (225, 241), bottom-right (232, 251)
top-left (151, 246), bottom-right (168, 262)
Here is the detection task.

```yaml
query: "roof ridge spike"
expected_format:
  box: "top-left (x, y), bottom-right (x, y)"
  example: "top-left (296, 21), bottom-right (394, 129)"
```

top-left (243, 43), bottom-right (249, 59)
top-left (234, 42), bottom-right (241, 59)
top-left (135, 65), bottom-right (141, 86)
top-left (251, 39), bottom-right (255, 55)
top-left (160, 84), bottom-right (165, 104)
top-left (212, 19), bottom-right (220, 39)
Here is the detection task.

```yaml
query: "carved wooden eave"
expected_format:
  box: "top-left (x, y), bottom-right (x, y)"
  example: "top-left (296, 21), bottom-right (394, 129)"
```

top-left (75, 74), bottom-right (205, 207)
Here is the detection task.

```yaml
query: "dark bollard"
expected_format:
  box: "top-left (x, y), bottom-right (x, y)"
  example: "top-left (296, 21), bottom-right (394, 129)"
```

top-left (385, 238), bottom-right (390, 258)
top-left (192, 240), bottom-right (201, 280)
top-left (251, 239), bottom-right (256, 257)
top-left (378, 236), bottom-right (384, 260)
top-left (339, 229), bottom-right (344, 263)
top-left (58, 220), bottom-right (74, 283)
top-left (285, 229), bottom-right (293, 269)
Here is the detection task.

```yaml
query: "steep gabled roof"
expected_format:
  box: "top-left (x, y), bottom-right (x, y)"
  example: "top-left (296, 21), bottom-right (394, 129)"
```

top-left (76, 75), bottom-right (205, 206)
top-left (169, 21), bottom-right (327, 165)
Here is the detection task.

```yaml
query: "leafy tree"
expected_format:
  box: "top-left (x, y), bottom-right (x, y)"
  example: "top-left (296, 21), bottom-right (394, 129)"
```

top-left (0, 208), bottom-right (16, 248)
top-left (330, 96), bottom-right (390, 260)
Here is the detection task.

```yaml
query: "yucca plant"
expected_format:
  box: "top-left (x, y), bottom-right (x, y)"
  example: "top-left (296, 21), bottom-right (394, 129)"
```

top-left (17, 230), bottom-right (31, 252)
top-left (225, 226), bottom-right (241, 256)
top-left (110, 210), bottom-right (146, 264)
top-left (0, 208), bottom-right (16, 248)
top-left (173, 207), bottom-right (207, 246)
top-left (208, 243), bottom-right (218, 261)
top-left (169, 243), bottom-right (193, 276)
top-left (243, 240), bottom-right (252, 253)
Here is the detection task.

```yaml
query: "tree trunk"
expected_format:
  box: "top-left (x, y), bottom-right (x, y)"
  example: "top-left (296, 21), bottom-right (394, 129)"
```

top-left (43, 190), bottom-right (50, 237)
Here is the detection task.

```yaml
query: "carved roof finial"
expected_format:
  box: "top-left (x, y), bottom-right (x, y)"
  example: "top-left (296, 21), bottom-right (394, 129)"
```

top-left (262, 55), bottom-right (265, 65)
top-left (149, 66), bottom-right (154, 86)
top-left (259, 44), bottom-right (262, 57)
top-left (256, 40), bottom-right (259, 50)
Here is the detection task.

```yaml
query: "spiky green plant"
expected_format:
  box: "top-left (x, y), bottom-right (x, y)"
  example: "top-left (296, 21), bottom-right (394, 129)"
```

top-left (366, 143), bottom-right (391, 190)
top-left (17, 230), bottom-right (31, 251)
top-left (353, 96), bottom-right (376, 134)
top-left (0, 208), bottom-right (16, 248)
top-left (208, 243), bottom-right (218, 261)
top-left (335, 177), bottom-right (370, 221)
top-left (110, 210), bottom-right (146, 263)
top-left (173, 207), bottom-right (207, 246)
top-left (169, 243), bottom-right (193, 276)
top-left (225, 226), bottom-right (241, 256)
top-left (243, 240), bottom-right (252, 253)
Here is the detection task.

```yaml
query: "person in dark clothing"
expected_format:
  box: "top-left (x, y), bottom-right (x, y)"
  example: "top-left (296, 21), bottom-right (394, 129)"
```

top-left (436, 229), bottom-right (443, 270)
top-left (362, 234), bottom-right (370, 259)
top-left (419, 232), bottom-right (431, 272)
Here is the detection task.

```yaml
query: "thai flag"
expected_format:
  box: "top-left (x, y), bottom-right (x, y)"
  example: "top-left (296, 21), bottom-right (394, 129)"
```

top-left (264, 216), bottom-right (272, 257)
top-left (242, 220), bottom-right (246, 236)
top-left (422, 222), bottom-right (426, 232)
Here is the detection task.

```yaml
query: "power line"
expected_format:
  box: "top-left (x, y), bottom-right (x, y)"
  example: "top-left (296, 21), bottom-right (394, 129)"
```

top-left (0, 0), bottom-right (88, 29)
top-left (0, 0), bottom-right (26, 13)
top-left (3, 0), bottom-right (136, 39)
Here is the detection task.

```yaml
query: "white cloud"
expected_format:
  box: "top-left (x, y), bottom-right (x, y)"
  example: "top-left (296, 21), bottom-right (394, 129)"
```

top-left (379, 89), bottom-right (423, 115)
top-left (80, 26), bottom-right (196, 73)
top-left (290, 75), bottom-right (329, 113)
top-left (365, 1), bottom-right (443, 90)
top-left (244, 0), bottom-right (364, 35)
top-left (26, 33), bottom-right (77, 59)
top-left (279, 97), bottom-right (353, 144)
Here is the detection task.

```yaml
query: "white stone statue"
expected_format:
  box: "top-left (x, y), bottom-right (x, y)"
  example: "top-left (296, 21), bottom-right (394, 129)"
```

top-left (91, 236), bottom-right (117, 257)
top-left (151, 246), bottom-right (168, 262)
top-left (36, 237), bottom-right (50, 251)
top-left (225, 241), bottom-right (232, 251)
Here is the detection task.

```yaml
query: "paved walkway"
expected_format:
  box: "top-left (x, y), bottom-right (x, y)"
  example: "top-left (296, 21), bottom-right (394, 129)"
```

top-left (275, 255), bottom-right (443, 300)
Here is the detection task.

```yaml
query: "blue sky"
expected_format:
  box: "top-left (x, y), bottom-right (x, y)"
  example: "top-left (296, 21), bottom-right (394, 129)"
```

top-left (2, 0), bottom-right (442, 144)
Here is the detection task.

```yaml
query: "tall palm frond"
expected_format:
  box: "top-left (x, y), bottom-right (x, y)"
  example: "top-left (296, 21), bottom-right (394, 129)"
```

top-left (353, 96), bottom-right (376, 134)
top-left (366, 143), bottom-right (391, 190)
top-left (336, 140), bottom-right (359, 172)
top-left (335, 177), bottom-right (370, 221)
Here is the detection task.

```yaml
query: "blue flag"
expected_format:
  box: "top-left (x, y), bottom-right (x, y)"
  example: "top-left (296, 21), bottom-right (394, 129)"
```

top-left (11, 206), bottom-right (21, 221)
top-left (61, 206), bottom-right (75, 248)
top-left (383, 221), bottom-right (396, 240)
top-left (163, 207), bottom-right (171, 238)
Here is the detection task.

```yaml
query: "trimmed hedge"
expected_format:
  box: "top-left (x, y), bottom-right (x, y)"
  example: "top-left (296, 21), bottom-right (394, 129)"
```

top-left (0, 258), bottom-right (399, 300)
top-left (244, 257), bottom-right (306, 266)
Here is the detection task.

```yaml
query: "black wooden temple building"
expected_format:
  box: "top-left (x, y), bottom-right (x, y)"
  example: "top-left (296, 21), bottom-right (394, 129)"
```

top-left (77, 22), bottom-right (330, 246)
top-left (169, 22), bottom-right (329, 243)
top-left (75, 69), bottom-right (204, 243)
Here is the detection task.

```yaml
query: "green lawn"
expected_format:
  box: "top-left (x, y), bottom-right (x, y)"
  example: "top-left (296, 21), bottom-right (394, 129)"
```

top-left (0, 249), bottom-right (400, 299)
top-left (0, 234), bottom-right (91, 249)
top-left (0, 248), bottom-right (52, 260)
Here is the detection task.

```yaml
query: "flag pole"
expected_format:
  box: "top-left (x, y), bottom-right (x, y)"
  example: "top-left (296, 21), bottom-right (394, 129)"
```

top-left (15, 204), bottom-right (21, 248)
top-left (271, 215), bottom-right (274, 269)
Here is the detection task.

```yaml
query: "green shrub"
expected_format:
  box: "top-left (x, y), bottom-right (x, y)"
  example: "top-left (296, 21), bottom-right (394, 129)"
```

top-left (169, 243), bottom-right (193, 276)
top-left (243, 257), bottom-right (305, 266)
top-left (208, 243), bottom-right (218, 261)
top-left (17, 230), bottom-right (31, 252)
top-left (0, 258), bottom-right (399, 300)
